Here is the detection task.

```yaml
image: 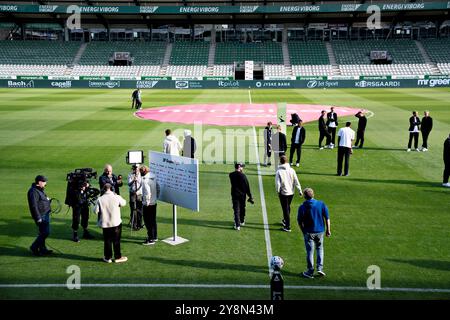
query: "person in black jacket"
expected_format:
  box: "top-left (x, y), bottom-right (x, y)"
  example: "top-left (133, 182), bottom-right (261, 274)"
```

top-left (289, 120), bottom-right (306, 167)
top-left (318, 110), bottom-right (331, 150)
top-left (443, 134), bottom-right (450, 187)
top-left (272, 125), bottom-right (287, 169)
top-left (354, 110), bottom-right (367, 148)
top-left (99, 164), bottom-right (123, 195)
top-left (420, 111), bottom-right (433, 152)
top-left (407, 111), bottom-right (421, 152)
top-left (27, 175), bottom-right (52, 256)
top-left (229, 163), bottom-right (254, 230)
top-left (326, 107), bottom-right (338, 148)
top-left (263, 122), bottom-right (273, 166)
top-left (71, 181), bottom-right (94, 243)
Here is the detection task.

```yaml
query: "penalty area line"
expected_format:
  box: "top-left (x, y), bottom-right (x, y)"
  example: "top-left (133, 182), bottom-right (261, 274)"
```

top-left (0, 283), bottom-right (449, 293)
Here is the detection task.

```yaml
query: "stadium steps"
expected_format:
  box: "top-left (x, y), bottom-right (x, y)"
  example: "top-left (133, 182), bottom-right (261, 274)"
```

top-left (415, 40), bottom-right (441, 75)
top-left (162, 42), bottom-right (172, 67)
top-left (325, 42), bottom-right (338, 66)
top-left (208, 42), bottom-right (216, 67)
top-left (72, 42), bottom-right (87, 66)
top-left (282, 42), bottom-right (292, 76)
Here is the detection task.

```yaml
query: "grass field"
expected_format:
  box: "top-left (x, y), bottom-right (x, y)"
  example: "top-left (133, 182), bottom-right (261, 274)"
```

top-left (0, 88), bottom-right (449, 300)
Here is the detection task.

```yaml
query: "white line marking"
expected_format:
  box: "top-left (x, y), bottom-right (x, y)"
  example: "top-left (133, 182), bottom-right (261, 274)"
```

top-left (1, 283), bottom-right (449, 293)
top-left (248, 90), bottom-right (252, 104)
top-left (252, 126), bottom-right (273, 276)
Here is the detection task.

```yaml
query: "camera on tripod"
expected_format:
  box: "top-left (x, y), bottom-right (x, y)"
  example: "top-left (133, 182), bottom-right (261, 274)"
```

top-left (65, 168), bottom-right (100, 207)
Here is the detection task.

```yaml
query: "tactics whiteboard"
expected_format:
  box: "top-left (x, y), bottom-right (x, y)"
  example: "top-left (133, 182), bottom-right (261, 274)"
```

top-left (149, 151), bottom-right (199, 212)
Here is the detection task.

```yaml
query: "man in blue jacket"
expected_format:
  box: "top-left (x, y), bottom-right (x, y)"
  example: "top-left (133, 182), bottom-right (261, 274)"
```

top-left (27, 175), bottom-right (52, 256)
top-left (297, 188), bottom-right (331, 278)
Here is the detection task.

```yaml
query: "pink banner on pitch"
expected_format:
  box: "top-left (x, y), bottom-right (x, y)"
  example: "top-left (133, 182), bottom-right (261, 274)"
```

top-left (136, 103), bottom-right (360, 127)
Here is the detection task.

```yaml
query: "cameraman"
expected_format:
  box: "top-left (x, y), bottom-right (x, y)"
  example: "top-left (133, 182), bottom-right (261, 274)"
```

top-left (99, 164), bottom-right (123, 195)
top-left (71, 181), bottom-right (94, 242)
top-left (128, 164), bottom-right (143, 230)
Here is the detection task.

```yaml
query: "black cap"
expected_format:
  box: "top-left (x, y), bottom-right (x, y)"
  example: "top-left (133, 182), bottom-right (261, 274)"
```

top-left (235, 162), bottom-right (245, 169)
top-left (35, 175), bottom-right (48, 183)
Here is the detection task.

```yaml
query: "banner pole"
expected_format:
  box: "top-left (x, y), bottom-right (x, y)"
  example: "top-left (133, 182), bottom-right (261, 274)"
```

top-left (173, 204), bottom-right (177, 241)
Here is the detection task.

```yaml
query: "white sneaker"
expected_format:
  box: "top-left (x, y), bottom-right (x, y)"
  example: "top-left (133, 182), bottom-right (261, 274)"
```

top-left (234, 225), bottom-right (240, 231)
top-left (290, 163), bottom-right (294, 166)
top-left (442, 183), bottom-right (450, 188)
top-left (296, 163), bottom-right (300, 167)
top-left (319, 147), bottom-right (324, 150)
top-left (407, 148), bottom-right (411, 152)
top-left (416, 148), bottom-right (421, 152)
top-left (114, 256), bottom-right (128, 263)
top-left (422, 148), bottom-right (428, 152)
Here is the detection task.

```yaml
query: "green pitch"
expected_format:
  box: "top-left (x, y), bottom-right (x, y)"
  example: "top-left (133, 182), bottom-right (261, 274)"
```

top-left (0, 88), bottom-right (449, 300)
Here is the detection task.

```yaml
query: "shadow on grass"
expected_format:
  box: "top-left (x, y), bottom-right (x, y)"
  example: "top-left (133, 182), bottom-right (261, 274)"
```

top-left (0, 245), bottom-right (101, 263)
top-left (142, 256), bottom-right (300, 277)
top-left (349, 178), bottom-right (440, 188)
top-left (387, 258), bottom-right (450, 272)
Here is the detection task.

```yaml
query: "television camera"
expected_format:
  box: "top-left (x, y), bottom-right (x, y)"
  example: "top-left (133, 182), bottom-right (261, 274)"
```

top-left (65, 168), bottom-right (100, 208)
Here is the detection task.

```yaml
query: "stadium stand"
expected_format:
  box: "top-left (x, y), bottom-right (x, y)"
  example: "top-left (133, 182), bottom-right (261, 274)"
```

top-left (437, 63), bottom-right (450, 74)
top-left (292, 65), bottom-right (334, 77)
top-left (166, 65), bottom-right (208, 77)
top-left (340, 64), bottom-right (433, 76)
top-left (211, 65), bottom-right (234, 77)
top-left (215, 42), bottom-right (283, 65)
top-left (421, 38), bottom-right (450, 63)
top-left (332, 39), bottom-right (425, 65)
top-left (264, 65), bottom-right (287, 77)
top-left (169, 42), bottom-right (209, 66)
top-left (78, 41), bottom-right (166, 65)
top-left (0, 64), bottom-right (66, 76)
top-left (0, 40), bottom-right (80, 65)
top-left (288, 41), bottom-right (330, 65)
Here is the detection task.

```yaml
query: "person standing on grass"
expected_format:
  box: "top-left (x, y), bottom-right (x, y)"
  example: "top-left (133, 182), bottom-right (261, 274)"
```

top-left (326, 107), bottom-right (338, 149)
top-left (318, 110), bottom-right (331, 150)
top-left (337, 122), bottom-right (355, 177)
top-left (407, 111), bottom-right (421, 152)
top-left (276, 155), bottom-right (302, 232)
top-left (163, 129), bottom-right (182, 156)
top-left (443, 134), bottom-right (450, 188)
top-left (140, 165), bottom-right (160, 245)
top-left (27, 175), bottom-right (53, 256)
top-left (94, 183), bottom-right (127, 263)
top-left (297, 188), bottom-right (331, 279)
top-left (263, 122), bottom-right (273, 166)
top-left (420, 111), bottom-right (433, 152)
top-left (229, 162), bottom-right (254, 231)
top-left (354, 110), bottom-right (367, 149)
top-left (182, 129), bottom-right (197, 159)
top-left (272, 125), bottom-right (287, 169)
top-left (289, 120), bottom-right (306, 168)
top-left (131, 89), bottom-right (138, 109)
top-left (99, 164), bottom-right (123, 195)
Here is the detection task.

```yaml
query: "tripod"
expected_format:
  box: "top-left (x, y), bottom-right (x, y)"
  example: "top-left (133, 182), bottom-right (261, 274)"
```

top-left (128, 173), bottom-right (142, 234)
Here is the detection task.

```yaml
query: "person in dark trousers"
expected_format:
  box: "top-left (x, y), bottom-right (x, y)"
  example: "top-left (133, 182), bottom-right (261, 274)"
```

top-left (127, 165), bottom-right (143, 231)
top-left (443, 134), bottom-right (450, 188)
top-left (140, 165), bottom-right (160, 245)
top-left (27, 175), bottom-right (53, 256)
top-left (99, 164), bottom-right (123, 195)
top-left (131, 89), bottom-right (138, 109)
top-left (420, 111), bottom-right (433, 152)
top-left (407, 111), bottom-right (421, 152)
top-left (272, 125), bottom-right (287, 169)
top-left (182, 129), bottom-right (197, 159)
top-left (71, 181), bottom-right (94, 243)
top-left (297, 188), bottom-right (331, 278)
top-left (289, 120), bottom-right (306, 167)
top-left (263, 122), bottom-right (273, 166)
top-left (337, 122), bottom-right (355, 176)
top-left (94, 183), bottom-right (127, 263)
top-left (276, 156), bottom-right (302, 232)
top-left (354, 110), bottom-right (367, 148)
top-left (318, 110), bottom-right (331, 149)
top-left (326, 107), bottom-right (338, 148)
top-left (229, 162), bottom-right (254, 230)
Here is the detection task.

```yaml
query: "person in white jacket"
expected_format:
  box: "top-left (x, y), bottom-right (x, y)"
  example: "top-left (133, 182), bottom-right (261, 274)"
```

top-left (275, 155), bottom-right (302, 232)
top-left (94, 183), bottom-right (127, 263)
top-left (163, 129), bottom-right (182, 156)
top-left (140, 165), bottom-right (160, 245)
